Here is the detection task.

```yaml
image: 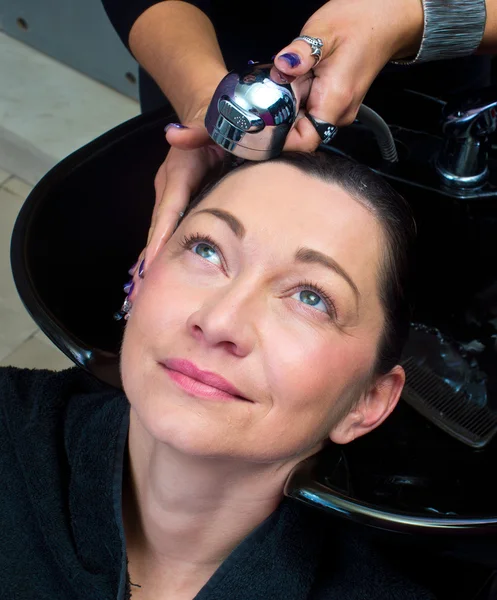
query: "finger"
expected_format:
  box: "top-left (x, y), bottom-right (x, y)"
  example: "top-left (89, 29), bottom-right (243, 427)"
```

top-left (274, 27), bottom-right (331, 78)
top-left (268, 65), bottom-right (296, 86)
top-left (306, 45), bottom-right (378, 126)
top-left (284, 113), bottom-right (321, 152)
top-left (267, 65), bottom-right (312, 102)
top-left (145, 142), bottom-right (224, 272)
top-left (148, 169), bottom-right (184, 242)
top-left (145, 178), bottom-right (189, 265)
top-left (285, 45), bottom-right (376, 152)
top-left (128, 260), bottom-right (139, 277)
top-left (132, 250), bottom-right (146, 280)
top-left (164, 123), bottom-right (212, 150)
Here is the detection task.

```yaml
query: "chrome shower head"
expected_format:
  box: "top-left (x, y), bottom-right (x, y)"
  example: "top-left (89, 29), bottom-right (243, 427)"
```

top-left (205, 63), bottom-right (308, 161)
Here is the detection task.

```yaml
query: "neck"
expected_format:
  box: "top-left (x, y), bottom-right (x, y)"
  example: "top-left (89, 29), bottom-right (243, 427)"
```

top-left (123, 408), bottom-right (302, 576)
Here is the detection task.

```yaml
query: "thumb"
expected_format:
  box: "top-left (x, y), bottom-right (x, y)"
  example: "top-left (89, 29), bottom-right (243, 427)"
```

top-left (164, 122), bottom-right (212, 151)
top-left (274, 29), bottom-right (330, 78)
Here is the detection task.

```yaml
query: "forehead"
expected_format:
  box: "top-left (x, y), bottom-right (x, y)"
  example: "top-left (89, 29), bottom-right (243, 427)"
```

top-left (198, 163), bottom-right (382, 258)
top-left (192, 162), bottom-right (384, 307)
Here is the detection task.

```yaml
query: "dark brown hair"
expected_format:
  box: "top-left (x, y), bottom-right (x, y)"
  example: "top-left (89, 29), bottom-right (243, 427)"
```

top-left (185, 152), bottom-right (416, 375)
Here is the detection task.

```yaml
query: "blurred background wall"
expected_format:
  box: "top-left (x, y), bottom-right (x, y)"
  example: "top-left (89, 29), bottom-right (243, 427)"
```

top-left (0, 0), bottom-right (138, 99)
top-left (0, 1), bottom-right (139, 368)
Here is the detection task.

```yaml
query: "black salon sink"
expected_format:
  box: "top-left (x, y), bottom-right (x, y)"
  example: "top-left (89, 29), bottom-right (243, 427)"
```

top-left (281, 89), bottom-right (497, 573)
top-left (10, 94), bottom-right (497, 584)
top-left (323, 89), bottom-right (497, 417)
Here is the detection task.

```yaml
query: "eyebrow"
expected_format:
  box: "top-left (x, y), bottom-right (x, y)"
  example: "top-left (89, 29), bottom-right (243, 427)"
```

top-left (295, 247), bottom-right (360, 302)
top-left (192, 208), bottom-right (246, 239)
top-left (191, 208), bottom-right (360, 301)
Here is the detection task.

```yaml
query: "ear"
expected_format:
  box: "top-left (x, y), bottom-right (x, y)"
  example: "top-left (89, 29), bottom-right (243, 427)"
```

top-left (329, 365), bottom-right (405, 445)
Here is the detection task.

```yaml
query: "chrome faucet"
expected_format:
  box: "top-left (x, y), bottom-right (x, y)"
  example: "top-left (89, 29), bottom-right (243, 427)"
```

top-left (436, 89), bottom-right (497, 188)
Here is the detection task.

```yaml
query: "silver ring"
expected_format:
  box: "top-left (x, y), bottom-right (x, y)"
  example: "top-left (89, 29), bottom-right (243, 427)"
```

top-left (292, 35), bottom-right (324, 65)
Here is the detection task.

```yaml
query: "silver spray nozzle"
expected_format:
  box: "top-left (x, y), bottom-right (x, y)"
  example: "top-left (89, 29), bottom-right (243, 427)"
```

top-left (205, 63), bottom-right (310, 161)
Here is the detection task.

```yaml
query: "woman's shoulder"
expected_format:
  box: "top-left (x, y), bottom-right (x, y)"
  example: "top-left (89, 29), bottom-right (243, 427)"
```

top-left (0, 367), bottom-right (128, 598)
top-left (0, 366), bottom-right (117, 434)
top-left (316, 531), bottom-right (436, 599)
top-left (293, 502), bottom-right (437, 600)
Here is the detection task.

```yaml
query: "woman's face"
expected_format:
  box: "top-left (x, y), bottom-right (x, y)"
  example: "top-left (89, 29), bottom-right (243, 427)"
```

top-left (121, 163), bottom-right (392, 463)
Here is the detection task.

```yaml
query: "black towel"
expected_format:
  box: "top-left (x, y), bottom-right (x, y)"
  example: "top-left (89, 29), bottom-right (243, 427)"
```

top-left (0, 366), bottom-right (127, 599)
top-left (0, 366), bottom-right (434, 599)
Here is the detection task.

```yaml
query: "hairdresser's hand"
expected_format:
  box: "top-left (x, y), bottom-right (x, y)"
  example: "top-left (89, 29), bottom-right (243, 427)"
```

top-left (144, 106), bottom-right (225, 267)
top-left (271, 0), bottom-right (424, 151)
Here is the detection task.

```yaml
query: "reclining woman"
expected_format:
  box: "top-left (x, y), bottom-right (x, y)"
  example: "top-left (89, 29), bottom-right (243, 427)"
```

top-left (0, 152), bottom-right (431, 599)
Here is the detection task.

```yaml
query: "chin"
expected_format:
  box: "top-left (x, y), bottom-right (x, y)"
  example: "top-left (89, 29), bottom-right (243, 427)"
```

top-left (125, 384), bottom-right (233, 456)
top-left (122, 360), bottom-right (247, 458)
top-left (148, 421), bottom-right (225, 457)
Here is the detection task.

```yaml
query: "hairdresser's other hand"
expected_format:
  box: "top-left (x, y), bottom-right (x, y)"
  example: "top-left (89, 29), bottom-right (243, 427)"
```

top-left (271, 0), bottom-right (424, 151)
top-left (145, 106), bottom-right (225, 266)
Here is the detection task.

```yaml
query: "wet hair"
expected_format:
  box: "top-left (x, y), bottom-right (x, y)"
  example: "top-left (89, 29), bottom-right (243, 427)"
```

top-left (185, 152), bottom-right (416, 375)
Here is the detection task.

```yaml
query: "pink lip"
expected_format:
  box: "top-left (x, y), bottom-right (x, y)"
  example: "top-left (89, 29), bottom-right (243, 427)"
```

top-left (161, 358), bottom-right (250, 402)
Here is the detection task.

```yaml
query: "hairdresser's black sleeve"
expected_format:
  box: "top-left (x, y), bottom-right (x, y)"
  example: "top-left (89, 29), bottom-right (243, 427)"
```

top-left (101, 0), bottom-right (213, 52)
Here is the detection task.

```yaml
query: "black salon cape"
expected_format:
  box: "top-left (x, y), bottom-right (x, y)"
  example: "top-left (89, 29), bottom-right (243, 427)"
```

top-left (0, 366), bottom-right (434, 600)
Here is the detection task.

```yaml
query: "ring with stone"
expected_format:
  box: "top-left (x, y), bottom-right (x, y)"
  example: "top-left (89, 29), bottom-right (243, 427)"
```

top-left (292, 35), bottom-right (324, 65)
top-left (305, 113), bottom-right (337, 145)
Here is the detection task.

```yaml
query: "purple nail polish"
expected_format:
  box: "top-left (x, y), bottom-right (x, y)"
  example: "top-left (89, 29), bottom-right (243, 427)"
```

top-left (271, 55), bottom-right (276, 61)
top-left (164, 123), bottom-right (187, 133)
top-left (279, 53), bottom-right (301, 68)
top-left (123, 280), bottom-right (134, 294)
top-left (138, 259), bottom-right (145, 279)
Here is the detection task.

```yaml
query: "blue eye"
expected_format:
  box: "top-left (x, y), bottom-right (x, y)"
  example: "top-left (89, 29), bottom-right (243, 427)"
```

top-left (292, 289), bottom-right (328, 313)
top-left (192, 242), bottom-right (222, 266)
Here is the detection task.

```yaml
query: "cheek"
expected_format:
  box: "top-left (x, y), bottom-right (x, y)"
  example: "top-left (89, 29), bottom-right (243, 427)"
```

top-left (120, 264), bottom-right (193, 374)
top-left (265, 323), bottom-right (376, 410)
top-left (131, 262), bottom-right (195, 333)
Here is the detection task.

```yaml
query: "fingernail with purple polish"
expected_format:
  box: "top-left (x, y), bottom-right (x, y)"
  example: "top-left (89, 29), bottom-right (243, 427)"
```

top-left (125, 281), bottom-right (135, 296)
top-left (138, 259), bottom-right (145, 279)
top-left (279, 53), bottom-right (301, 68)
top-left (164, 123), bottom-right (188, 133)
top-left (123, 280), bottom-right (134, 294)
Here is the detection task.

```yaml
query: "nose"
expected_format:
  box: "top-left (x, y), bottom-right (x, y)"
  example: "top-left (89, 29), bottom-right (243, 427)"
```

top-left (186, 281), bottom-right (258, 357)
